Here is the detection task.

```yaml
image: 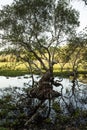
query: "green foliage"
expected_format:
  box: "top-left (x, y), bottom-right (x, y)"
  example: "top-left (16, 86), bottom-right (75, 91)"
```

top-left (44, 118), bottom-right (52, 124)
top-left (0, 85), bottom-right (87, 130)
top-left (52, 102), bottom-right (61, 113)
top-left (0, 87), bottom-right (33, 129)
top-left (72, 108), bottom-right (81, 118)
top-left (57, 115), bottom-right (70, 125)
top-left (0, 0), bottom-right (79, 73)
top-left (0, 128), bottom-right (8, 130)
top-left (55, 0), bottom-right (79, 33)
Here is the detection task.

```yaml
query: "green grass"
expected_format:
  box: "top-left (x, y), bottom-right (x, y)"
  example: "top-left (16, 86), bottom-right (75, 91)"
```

top-left (0, 62), bottom-right (87, 77)
top-left (0, 62), bottom-right (29, 76)
top-left (0, 69), bottom-right (29, 76)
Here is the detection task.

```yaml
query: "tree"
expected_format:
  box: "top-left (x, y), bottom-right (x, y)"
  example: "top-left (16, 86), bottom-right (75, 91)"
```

top-left (0, 0), bottom-right (79, 75)
top-left (0, 0), bottom-right (81, 128)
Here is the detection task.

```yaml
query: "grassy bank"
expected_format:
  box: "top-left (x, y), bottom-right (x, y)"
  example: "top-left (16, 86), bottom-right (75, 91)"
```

top-left (0, 68), bottom-right (87, 80)
top-left (0, 62), bottom-right (28, 76)
top-left (0, 62), bottom-right (87, 77)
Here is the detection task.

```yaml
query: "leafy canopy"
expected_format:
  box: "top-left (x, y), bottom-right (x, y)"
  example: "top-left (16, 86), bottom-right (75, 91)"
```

top-left (0, 0), bottom-right (79, 71)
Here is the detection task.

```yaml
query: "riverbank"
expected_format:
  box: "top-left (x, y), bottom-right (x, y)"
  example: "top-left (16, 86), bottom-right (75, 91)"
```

top-left (0, 68), bottom-right (87, 77)
top-left (0, 69), bottom-right (87, 85)
top-left (0, 61), bottom-right (87, 84)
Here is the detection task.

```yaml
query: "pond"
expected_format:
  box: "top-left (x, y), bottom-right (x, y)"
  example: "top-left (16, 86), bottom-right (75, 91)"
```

top-left (0, 74), bottom-right (87, 111)
top-left (0, 75), bottom-right (33, 88)
top-left (0, 74), bottom-right (87, 128)
top-left (0, 74), bottom-right (87, 90)
top-left (0, 75), bottom-right (71, 88)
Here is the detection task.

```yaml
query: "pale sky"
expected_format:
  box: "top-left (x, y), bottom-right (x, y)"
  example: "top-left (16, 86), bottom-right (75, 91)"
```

top-left (72, 1), bottom-right (87, 33)
top-left (0, 0), bottom-right (13, 7)
top-left (0, 0), bottom-right (87, 33)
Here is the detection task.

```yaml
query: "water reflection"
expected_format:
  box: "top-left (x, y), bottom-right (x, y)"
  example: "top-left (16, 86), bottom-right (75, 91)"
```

top-left (0, 75), bottom-right (74, 89)
top-left (0, 75), bottom-right (87, 102)
top-left (0, 75), bottom-right (87, 128)
top-left (0, 75), bottom-right (87, 111)
top-left (0, 75), bottom-right (33, 88)
top-left (0, 75), bottom-right (87, 93)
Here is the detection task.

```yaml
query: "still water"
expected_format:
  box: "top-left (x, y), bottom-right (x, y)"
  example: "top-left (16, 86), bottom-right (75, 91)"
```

top-left (0, 75), bottom-right (86, 92)
top-left (0, 75), bottom-right (32, 88)
top-left (0, 75), bottom-right (75, 94)
top-left (0, 75), bottom-right (87, 111)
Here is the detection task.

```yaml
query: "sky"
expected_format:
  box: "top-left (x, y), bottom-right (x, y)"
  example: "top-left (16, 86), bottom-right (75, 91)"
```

top-left (72, 1), bottom-right (87, 33)
top-left (0, 0), bottom-right (87, 33)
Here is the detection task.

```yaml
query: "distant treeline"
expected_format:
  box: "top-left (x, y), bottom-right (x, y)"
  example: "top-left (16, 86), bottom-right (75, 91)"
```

top-left (0, 49), bottom-right (20, 62)
top-left (0, 54), bottom-right (17, 62)
top-left (0, 45), bottom-right (87, 65)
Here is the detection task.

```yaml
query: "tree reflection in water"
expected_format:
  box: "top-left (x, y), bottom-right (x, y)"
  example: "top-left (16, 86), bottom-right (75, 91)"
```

top-left (0, 72), bottom-right (87, 129)
top-left (25, 69), bottom-right (87, 126)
